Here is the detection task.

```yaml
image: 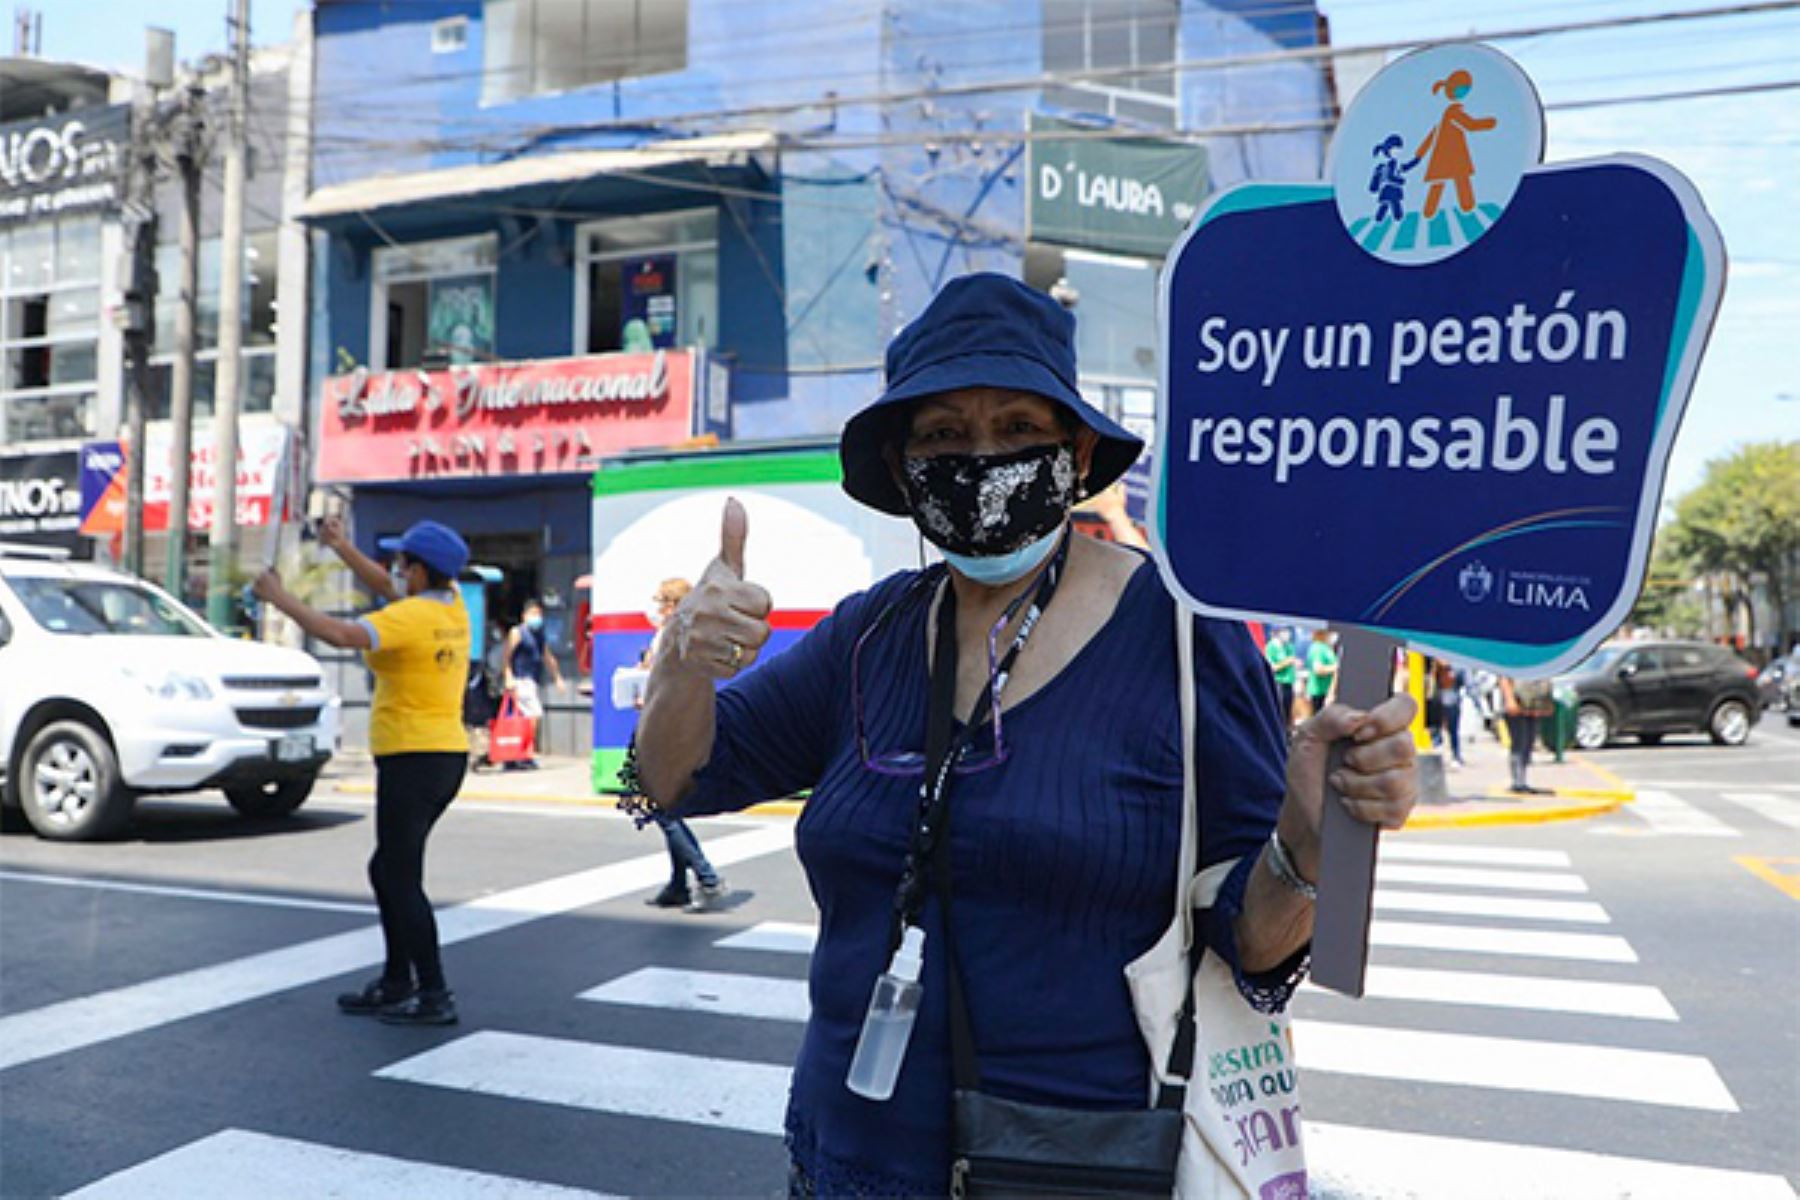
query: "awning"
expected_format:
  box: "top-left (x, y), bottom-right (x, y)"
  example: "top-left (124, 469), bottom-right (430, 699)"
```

top-left (300, 130), bottom-right (776, 221)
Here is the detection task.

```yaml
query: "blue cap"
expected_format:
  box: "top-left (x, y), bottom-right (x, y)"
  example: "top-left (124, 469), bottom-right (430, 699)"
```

top-left (839, 273), bottom-right (1145, 516)
top-left (378, 520), bottom-right (469, 579)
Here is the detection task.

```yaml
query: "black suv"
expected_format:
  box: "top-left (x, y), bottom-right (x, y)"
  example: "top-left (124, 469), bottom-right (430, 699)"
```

top-left (1563, 640), bottom-right (1761, 749)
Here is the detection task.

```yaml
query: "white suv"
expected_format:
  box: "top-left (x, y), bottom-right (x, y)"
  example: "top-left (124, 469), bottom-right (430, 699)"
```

top-left (0, 549), bottom-right (340, 840)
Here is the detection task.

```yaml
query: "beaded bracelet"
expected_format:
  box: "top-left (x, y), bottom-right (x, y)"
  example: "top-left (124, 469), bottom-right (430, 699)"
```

top-left (1265, 829), bottom-right (1318, 902)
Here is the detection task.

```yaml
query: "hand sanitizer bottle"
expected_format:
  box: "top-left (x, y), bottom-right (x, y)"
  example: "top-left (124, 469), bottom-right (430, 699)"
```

top-left (846, 925), bottom-right (926, 1101)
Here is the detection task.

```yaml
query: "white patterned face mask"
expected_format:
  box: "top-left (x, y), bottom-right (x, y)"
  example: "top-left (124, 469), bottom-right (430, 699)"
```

top-left (899, 442), bottom-right (1078, 558)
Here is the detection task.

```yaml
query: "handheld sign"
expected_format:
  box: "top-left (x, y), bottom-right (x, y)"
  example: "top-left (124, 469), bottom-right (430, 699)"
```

top-left (1152, 43), bottom-right (1724, 994)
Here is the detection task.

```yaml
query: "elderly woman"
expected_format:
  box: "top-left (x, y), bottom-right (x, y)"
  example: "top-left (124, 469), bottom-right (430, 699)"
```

top-left (632, 274), bottom-right (1417, 1196)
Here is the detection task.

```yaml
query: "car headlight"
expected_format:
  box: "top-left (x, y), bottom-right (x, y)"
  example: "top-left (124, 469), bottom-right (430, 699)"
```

top-left (123, 669), bottom-right (214, 701)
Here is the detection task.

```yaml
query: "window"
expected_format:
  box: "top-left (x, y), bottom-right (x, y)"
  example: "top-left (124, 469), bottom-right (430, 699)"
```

top-left (148, 229), bottom-right (278, 419)
top-left (575, 210), bottom-right (717, 356)
top-left (1042, 0), bottom-right (1177, 126)
top-left (370, 234), bottom-right (497, 371)
top-left (432, 16), bottom-right (469, 53)
top-left (0, 217), bottom-right (101, 443)
top-left (11, 576), bottom-right (209, 637)
top-left (483, 0), bottom-right (687, 104)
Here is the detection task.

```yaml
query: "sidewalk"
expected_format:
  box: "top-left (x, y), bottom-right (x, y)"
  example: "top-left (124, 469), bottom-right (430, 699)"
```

top-left (321, 727), bottom-right (1634, 831)
top-left (1405, 719), bottom-right (1636, 830)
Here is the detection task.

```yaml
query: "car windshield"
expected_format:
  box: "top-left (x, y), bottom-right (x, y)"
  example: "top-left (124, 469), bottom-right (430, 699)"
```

top-left (8, 576), bottom-right (212, 637)
top-left (1576, 646), bottom-right (1625, 674)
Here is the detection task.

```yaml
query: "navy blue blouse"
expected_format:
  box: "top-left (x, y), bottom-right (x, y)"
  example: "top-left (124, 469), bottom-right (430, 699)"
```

top-left (681, 557), bottom-right (1300, 1196)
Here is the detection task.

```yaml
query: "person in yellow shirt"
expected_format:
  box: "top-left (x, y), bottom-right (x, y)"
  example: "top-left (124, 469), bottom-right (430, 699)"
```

top-left (253, 517), bottom-right (470, 1026)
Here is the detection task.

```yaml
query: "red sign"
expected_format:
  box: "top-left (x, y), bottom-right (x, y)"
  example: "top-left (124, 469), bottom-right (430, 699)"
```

top-left (80, 423), bottom-right (291, 535)
top-left (316, 350), bottom-right (696, 484)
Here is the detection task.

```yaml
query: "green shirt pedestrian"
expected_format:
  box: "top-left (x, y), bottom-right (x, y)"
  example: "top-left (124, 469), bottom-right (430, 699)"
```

top-left (1265, 636), bottom-right (1297, 685)
top-left (1306, 637), bottom-right (1339, 700)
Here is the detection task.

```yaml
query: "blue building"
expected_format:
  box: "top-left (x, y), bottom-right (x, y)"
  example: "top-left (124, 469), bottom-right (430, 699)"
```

top-left (302, 0), bottom-right (1333, 747)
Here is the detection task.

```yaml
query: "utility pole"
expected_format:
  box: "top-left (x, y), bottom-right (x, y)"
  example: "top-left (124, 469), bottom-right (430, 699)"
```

top-left (119, 89), bottom-right (161, 578)
top-left (166, 83), bottom-right (204, 600)
top-left (207, 0), bottom-right (250, 628)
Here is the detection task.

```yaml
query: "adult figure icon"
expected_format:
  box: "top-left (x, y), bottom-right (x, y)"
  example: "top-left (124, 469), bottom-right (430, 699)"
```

top-left (1412, 67), bottom-right (1497, 218)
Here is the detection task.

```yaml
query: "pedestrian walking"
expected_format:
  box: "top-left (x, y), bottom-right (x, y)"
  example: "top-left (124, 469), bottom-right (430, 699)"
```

top-left (1305, 628), bottom-right (1339, 715)
top-left (502, 599), bottom-right (563, 770)
top-left (628, 273), bottom-right (1419, 1195)
top-left (253, 517), bottom-right (471, 1025)
top-left (639, 579), bottom-right (726, 913)
top-left (1499, 675), bottom-right (1555, 794)
top-left (1436, 659), bottom-right (1467, 768)
top-left (1264, 625), bottom-right (1299, 728)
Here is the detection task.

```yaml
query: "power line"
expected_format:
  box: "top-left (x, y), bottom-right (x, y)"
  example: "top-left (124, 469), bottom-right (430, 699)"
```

top-left (394, 0), bottom-right (1800, 146)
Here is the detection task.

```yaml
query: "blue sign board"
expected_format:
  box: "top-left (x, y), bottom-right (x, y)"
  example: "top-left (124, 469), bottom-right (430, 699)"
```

top-left (1152, 44), bottom-right (1724, 677)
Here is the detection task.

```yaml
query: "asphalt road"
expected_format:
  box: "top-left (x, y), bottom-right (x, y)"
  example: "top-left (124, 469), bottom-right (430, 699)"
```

top-left (1, 720), bottom-right (1795, 1198)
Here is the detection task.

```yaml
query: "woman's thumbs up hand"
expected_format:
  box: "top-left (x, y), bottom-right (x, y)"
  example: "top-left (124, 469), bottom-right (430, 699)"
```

top-left (672, 498), bottom-right (774, 679)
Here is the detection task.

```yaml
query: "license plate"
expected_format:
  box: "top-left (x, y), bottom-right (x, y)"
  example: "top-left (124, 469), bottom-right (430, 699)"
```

top-left (274, 734), bottom-right (314, 763)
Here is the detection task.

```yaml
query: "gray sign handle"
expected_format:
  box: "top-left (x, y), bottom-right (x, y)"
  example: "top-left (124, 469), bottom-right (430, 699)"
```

top-left (1309, 624), bottom-right (1400, 997)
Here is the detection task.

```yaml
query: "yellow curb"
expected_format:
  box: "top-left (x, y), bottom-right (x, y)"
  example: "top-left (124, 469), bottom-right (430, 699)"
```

top-left (329, 780), bottom-right (806, 817)
top-left (1480, 784), bottom-right (1637, 803)
top-left (1404, 793), bottom-right (1630, 830)
top-left (1568, 752), bottom-right (1632, 792)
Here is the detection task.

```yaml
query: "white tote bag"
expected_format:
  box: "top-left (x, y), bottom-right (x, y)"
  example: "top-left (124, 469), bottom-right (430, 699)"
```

top-left (1124, 611), bottom-right (1309, 1200)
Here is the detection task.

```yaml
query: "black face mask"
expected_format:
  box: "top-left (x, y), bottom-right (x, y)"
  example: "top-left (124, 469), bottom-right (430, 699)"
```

top-left (899, 442), bottom-right (1078, 557)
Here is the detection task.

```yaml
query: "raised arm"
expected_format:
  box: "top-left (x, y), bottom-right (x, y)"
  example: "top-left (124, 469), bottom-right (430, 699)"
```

top-left (320, 515), bottom-right (400, 602)
top-left (635, 500), bottom-right (772, 808)
top-left (252, 569), bottom-right (372, 650)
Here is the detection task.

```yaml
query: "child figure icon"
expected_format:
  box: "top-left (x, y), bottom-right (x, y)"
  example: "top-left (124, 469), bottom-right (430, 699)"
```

top-left (1368, 134), bottom-right (1418, 224)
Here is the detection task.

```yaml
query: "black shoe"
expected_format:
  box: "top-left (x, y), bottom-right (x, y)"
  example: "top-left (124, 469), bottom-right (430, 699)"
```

top-left (645, 883), bottom-right (692, 909)
top-left (379, 989), bottom-right (458, 1026)
top-left (1508, 784), bottom-right (1532, 795)
top-left (337, 977), bottom-right (416, 1015)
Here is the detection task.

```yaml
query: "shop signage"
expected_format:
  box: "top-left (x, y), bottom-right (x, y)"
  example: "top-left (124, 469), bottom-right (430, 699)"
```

top-left (622, 256), bottom-right (678, 350)
top-left (0, 104), bottom-right (129, 226)
top-left (1151, 43), bottom-right (1724, 678)
top-left (0, 450), bottom-right (82, 544)
top-left (316, 349), bottom-right (698, 483)
top-left (1028, 115), bottom-right (1209, 257)
top-left (79, 423), bottom-right (292, 535)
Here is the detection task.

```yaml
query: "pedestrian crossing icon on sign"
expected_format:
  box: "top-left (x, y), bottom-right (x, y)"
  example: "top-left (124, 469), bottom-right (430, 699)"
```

top-left (1330, 44), bottom-right (1545, 267)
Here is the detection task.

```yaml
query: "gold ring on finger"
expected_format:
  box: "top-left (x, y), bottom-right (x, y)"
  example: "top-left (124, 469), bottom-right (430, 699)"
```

top-left (727, 640), bottom-right (744, 669)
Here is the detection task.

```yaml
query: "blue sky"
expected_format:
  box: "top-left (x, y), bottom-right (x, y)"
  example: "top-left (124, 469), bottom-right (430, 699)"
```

top-left (46, 0), bottom-right (1798, 499)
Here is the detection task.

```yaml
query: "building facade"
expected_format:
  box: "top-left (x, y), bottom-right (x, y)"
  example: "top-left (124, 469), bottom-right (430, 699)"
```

top-left (305, 0), bottom-right (1334, 750)
top-left (0, 46), bottom-right (314, 608)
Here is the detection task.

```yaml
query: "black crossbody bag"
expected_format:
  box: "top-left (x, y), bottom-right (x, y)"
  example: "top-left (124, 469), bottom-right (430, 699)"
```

top-left (914, 563), bottom-right (1195, 1199)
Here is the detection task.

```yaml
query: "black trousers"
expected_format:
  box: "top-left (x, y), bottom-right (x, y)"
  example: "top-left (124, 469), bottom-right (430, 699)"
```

top-left (371, 752), bottom-right (466, 991)
top-left (1505, 714), bottom-right (1539, 789)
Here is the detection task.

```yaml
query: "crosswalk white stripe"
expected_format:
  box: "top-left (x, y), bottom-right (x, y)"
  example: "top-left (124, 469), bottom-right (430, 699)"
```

top-left (1374, 889), bottom-right (1611, 924)
top-left (377, 1031), bottom-right (791, 1136)
top-left (721, 916), bottom-right (1636, 964)
top-left (63, 1128), bottom-right (617, 1199)
top-left (1305, 965), bottom-right (1678, 1020)
top-left (1719, 792), bottom-right (1800, 830)
top-left (580, 967), bottom-right (810, 1023)
top-left (1380, 843), bottom-right (1572, 867)
top-left (1376, 864), bottom-right (1589, 892)
top-left (715, 921), bottom-right (817, 956)
top-left (592, 960), bottom-right (1680, 1026)
top-left (1306, 1122), bottom-right (1795, 1199)
top-left (0, 870), bottom-right (379, 915)
top-left (1293, 1021), bottom-right (1738, 1111)
top-left (1370, 920), bottom-right (1637, 962)
top-left (0, 826), bottom-right (795, 1074)
top-left (1624, 790), bottom-right (1742, 837)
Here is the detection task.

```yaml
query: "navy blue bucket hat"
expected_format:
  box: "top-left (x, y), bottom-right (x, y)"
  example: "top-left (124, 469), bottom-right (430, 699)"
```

top-left (840, 273), bottom-right (1145, 516)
